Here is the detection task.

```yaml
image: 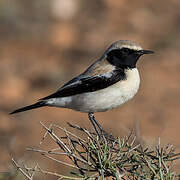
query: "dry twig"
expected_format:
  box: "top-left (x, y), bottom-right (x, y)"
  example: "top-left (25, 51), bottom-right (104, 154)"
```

top-left (12, 119), bottom-right (180, 180)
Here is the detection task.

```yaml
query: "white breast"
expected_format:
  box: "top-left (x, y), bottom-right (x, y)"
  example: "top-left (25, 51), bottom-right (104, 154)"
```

top-left (48, 68), bottom-right (140, 112)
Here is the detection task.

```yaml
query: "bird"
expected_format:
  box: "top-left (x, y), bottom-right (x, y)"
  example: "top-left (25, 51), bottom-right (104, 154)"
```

top-left (10, 40), bottom-right (154, 137)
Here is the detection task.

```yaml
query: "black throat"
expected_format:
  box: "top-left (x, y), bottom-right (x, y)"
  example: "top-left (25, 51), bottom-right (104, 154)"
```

top-left (106, 48), bottom-right (141, 69)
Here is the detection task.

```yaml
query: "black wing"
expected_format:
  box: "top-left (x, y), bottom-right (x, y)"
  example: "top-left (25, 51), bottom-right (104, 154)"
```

top-left (40, 68), bottom-right (126, 100)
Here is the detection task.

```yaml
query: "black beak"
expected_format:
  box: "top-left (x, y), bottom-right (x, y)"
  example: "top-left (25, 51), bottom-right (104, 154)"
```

top-left (140, 50), bottom-right (154, 55)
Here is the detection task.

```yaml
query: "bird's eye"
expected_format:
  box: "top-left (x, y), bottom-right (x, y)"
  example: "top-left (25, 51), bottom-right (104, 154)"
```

top-left (121, 48), bottom-right (136, 55)
top-left (121, 48), bottom-right (130, 54)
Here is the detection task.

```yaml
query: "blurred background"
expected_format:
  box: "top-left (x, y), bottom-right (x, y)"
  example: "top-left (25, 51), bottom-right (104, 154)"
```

top-left (0, 0), bottom-right (180, 178)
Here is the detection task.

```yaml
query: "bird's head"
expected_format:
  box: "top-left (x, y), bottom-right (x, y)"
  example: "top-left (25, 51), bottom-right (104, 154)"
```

top-left (105, 40), bottom-right (154, 69)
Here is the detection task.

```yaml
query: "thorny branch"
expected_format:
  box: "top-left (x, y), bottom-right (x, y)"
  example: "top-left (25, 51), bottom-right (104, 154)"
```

top-left (12, 121), bottom-right (180, 179)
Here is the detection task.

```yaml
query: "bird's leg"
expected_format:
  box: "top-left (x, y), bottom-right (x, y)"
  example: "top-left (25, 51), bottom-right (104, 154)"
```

top-left (90, 113), bottom-right (104, 132)
top-left (88, 112), bottom-right (115, 141)
top-left (88, 112), bottom-right (101, 138)
top-left (88, 112), bottom-right (109, 137)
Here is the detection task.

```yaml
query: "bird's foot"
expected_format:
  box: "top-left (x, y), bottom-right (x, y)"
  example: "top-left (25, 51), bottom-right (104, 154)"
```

top-left (100, 129), bottom-right (115, 141)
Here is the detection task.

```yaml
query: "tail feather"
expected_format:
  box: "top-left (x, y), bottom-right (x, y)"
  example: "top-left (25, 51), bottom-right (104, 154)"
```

top-left (9, 101), bottom-right (46, 114)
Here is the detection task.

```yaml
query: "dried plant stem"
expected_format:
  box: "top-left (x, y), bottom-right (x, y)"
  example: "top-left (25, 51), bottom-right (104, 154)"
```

top-left (12, 119), bottom-right (180, 180)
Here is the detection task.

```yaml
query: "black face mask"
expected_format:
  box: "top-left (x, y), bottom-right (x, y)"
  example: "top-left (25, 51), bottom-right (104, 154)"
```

top-left (106, 48), bottom-right (143, 69)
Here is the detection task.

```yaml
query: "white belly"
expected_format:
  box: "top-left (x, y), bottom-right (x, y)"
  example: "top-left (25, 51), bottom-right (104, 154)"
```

top-left (48, 68), bottom-right (140, 112)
